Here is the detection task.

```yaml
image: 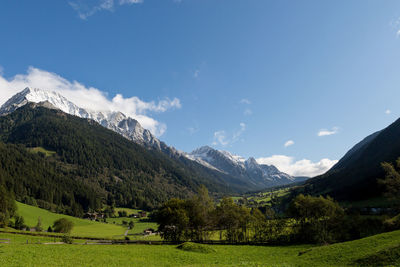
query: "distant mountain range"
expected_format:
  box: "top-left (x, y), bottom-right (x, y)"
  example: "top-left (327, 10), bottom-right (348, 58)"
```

top-left (187, 146), bottom-right (305, 188)
top-left (0, 88), bottom-right (306, 190)
top-left (4, 87), bottom-right (398, 207)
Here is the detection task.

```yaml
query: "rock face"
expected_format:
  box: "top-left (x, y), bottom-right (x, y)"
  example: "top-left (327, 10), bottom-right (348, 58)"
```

top-left (187, 146), bottom-right (297, 188)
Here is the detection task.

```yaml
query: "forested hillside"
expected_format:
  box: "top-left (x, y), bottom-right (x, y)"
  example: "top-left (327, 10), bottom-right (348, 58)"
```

top-left (302, 116), bottom-right (400, 201)
top-left (0, 104), bottom-right (240, 215)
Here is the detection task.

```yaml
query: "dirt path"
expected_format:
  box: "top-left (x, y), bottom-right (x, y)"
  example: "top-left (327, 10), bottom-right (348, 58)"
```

top-left (124, 227), bottom-right (130, 236)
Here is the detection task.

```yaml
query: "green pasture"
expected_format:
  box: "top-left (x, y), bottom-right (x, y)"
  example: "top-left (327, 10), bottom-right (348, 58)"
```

top-left (0, 230), bottom-right (399, 266)
top-left (15, 202), bottom-right (126, 239)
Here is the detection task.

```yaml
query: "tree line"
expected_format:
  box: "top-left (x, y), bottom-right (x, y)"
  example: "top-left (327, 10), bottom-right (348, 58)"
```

top-left (156, 176), bottom-right (400, 244)
top-left (0, 105), bottom-right (236, 216)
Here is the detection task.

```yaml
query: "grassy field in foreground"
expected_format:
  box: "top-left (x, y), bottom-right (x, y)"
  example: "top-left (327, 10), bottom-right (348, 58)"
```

top-left (0, 229), bottom-right (399, 266)
top-left (15, 202), bottom-right (126, 238)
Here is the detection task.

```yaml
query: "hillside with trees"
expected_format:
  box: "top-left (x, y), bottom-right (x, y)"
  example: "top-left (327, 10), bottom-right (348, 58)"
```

top-left (0, 104), bottom-right (243, 215)
top-left (301, 117), bottom-right (400, 201)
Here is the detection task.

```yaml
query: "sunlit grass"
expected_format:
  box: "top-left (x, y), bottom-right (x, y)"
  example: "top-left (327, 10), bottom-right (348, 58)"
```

top-left (16, 202), bottom-right (125, 239)
top-left (0, 230), bottom-right (399, 266)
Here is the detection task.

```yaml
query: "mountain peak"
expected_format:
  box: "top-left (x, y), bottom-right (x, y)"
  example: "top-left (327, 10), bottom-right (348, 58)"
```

top-left (188, 145), bottom-right (296, 188)
top-left (0, 88), bottom-right (163, 150)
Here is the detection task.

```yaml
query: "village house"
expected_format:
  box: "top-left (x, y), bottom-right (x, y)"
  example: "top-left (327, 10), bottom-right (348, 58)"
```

top-left (84, 212), bottom-right (104, 221)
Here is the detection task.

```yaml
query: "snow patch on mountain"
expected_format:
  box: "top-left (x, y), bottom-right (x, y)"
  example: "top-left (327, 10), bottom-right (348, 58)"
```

top-left (0, 87), bottom-right (164, 149)
top-left (187, 146), bottom-right (297, 188)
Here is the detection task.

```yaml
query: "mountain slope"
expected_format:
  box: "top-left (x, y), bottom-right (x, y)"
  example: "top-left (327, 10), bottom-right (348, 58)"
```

top-left (304, 117), bottom-right (400, 201)
top-left (1, 88), bottom-right (298, 192)
top-left (0, 87), bottom-right (169, 151)
top-left (187, 146), bottom-right (299, 188)
top-left (0, 103), bottom-right (246, 213)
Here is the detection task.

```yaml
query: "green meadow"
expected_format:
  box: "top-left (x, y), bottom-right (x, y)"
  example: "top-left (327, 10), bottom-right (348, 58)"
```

top-left (27, 146), bottom-right (56, 157)
top-left (15, 202), bottom-right (159, 240)
top-left (0, 230), bottom-right (399, 266)
top-left (16, 202), bottom-right (126, 239)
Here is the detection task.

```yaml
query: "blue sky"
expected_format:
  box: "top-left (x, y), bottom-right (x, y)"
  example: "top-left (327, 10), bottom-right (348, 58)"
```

top-left (1, 0), bottom-right (400, 176)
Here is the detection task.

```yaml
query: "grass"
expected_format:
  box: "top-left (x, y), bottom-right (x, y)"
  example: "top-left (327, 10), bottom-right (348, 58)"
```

top-left (106, 216), bottom-right (159, 240)
top-left (16, 202), bottom-right (160, 240)
top-left (27, 147), bottom-right (56, 157)
top-left (16, 202), bottom-right (126, 239)
top-left (0, 228), bottom-right (399, 266)
top-left (352, 244), bottom-right (400, 266)
top-left (239, 188), bottom-right (291, 205)
top-left (113, 207), bottom-right (141, 216)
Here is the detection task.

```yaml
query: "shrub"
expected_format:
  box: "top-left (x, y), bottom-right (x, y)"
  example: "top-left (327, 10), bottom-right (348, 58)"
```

top-left (176, 242), bottom-right (216, 253)
top-left (53, 218), bottom-right (74, 234)
top-left (14, 215), bottom-right (26, 230)
top-left (35, 217), bottom-right (43, 232)
top-left (61, 235), bottom-right (73, 244)
top-left (384, 214), bottom-right (400, 231)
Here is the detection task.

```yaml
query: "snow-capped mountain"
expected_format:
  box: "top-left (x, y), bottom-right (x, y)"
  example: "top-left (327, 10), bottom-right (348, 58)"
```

top-left (0, 87), bottom-right (174, 152)
top-left (187, 146), bottom-right (297, 188)
top-left (1, 88), bottom-right (305, 190)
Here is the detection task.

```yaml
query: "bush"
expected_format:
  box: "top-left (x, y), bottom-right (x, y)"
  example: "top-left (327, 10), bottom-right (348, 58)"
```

top-left (384, 214), bottom-right (400, 231)
top-left (118, 211), bottom-right (128, 217)
top-left (176, 242), bottom-right (216, 253)
top-left (53, 218), bottom-right (74, 234)
top-left (14, 215), bottom-right (25, 230)
top-left (61, 235), bottom-right (73, 244)
top-left (35, 217), bottom-right (43, 232)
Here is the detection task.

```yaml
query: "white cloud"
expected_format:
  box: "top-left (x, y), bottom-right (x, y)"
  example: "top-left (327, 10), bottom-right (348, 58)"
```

top-left (69, 0), bottom-right (142, 20)
top-left (119, 0), bottom-right (143, 4)
top-left (257, 155), bottom-right (338, 177)
top-left (232, 122), bottom-right (246, 142)
top-left (391, 17), bottom-right (400, 37)
top-left (385, 109), bottom-right (391, 115)
top-left (240, 98), bottom-right (251, 105)
top-left (212, 131), bottom-right (229, 146)
top-left (284, 140), bottom-right (294, 147)
top-left (244, 108), bottom-right (252, 116)
top-left (212, 123), bottom-right (246, 146)
top-left (318, 127), bottom-right (339, 137)
top-left (0, 66), bottom-right (181, 137)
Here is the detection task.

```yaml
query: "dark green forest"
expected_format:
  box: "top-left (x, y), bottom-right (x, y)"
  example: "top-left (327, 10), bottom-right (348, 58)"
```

top-left (0, 104), bottom-right (237, 216)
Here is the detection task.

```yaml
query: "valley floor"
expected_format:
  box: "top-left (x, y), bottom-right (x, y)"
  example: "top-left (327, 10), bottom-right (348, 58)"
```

top-left (0, 230), bottom-right (399, 266)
